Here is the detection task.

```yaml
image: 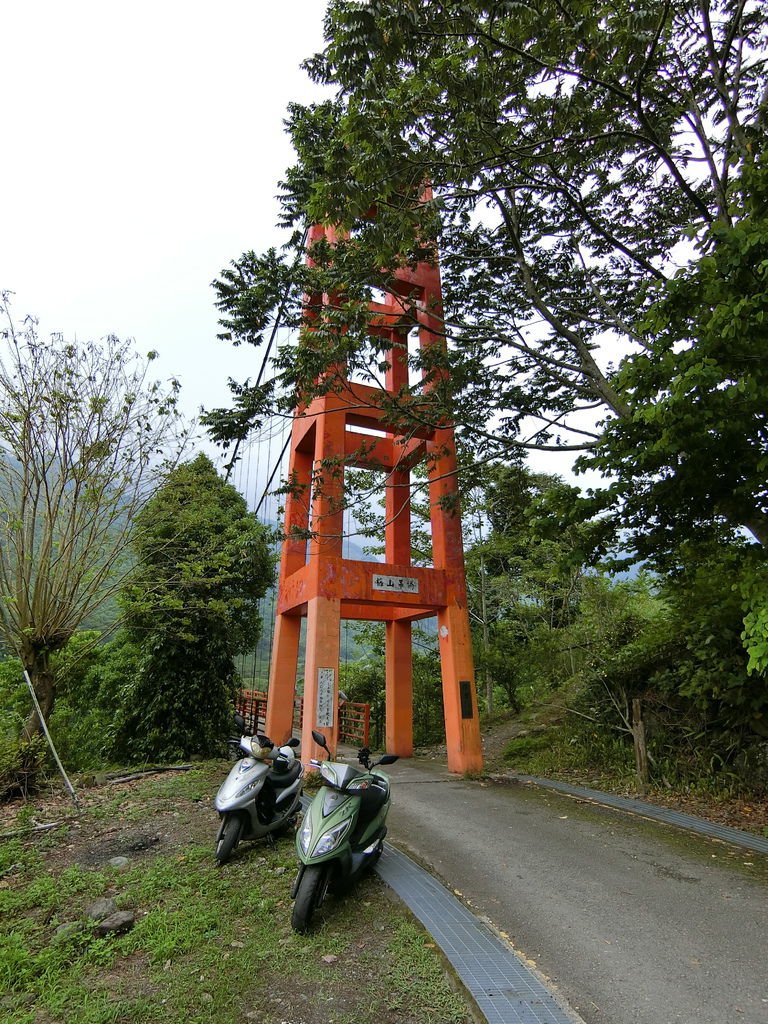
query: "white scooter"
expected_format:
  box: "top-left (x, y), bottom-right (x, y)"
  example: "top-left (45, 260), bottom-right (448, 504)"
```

top-left (214, 725), bottom-right (303, 864)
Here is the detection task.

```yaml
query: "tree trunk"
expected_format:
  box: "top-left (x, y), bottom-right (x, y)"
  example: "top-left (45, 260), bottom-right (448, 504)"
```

top-left (631, 698), bottom-right (650, 797)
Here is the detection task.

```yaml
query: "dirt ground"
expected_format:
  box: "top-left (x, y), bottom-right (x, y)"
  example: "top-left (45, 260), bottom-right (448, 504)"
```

top-left (0, 768), bottom-right (214, 867)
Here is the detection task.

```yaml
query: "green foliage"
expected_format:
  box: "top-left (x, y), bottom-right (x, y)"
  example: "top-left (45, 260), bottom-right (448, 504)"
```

top-left (210, 1), bottom-right (767, 487)
top-left (114, 454), bottom-right (275, 762)
top-left (503, 723), bottom-right (636, 785)
top-left (411, 647), bottom-right (446, 747)
top-left (465, 461), bottom-right (589, 712)
top-left (567, 574), bottom-right (669, 697)
top-left (571, 160), bottom-right (768, 569)
top-left (341, 454), bottom-right (767, 784)
top-left (657, 549), bottom-right (768, 745)
top-left (0, 659), bottom-right (38, 799)
top-left (557, 551), bottom-right (768, 788)
top-left (205, 2), bottom-right (768, 785)
top-left (346, 458), bottom-right (766, 788)
top-left (503, 732), bottom-right (552, 760)
top-left (0, 635), bottom-right (137, 791)
top-left (741, 560), bottom-right (768, 675)
top-left (340, 646), bottom-right (386, 747)
top-left (0, 657), bottom-right (28, 731)
top-left (0, 734), bottom-right (45, 802)
top-left (341, 625), bottom-right (446, 747)
top-left (48, 634), bottom-right (141, 771)
top-left (0, 632), bottom-right (151, 783)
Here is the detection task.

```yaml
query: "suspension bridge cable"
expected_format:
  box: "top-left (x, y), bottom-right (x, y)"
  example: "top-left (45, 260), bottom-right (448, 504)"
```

top-left (223, 224), bottom-right (309, 483)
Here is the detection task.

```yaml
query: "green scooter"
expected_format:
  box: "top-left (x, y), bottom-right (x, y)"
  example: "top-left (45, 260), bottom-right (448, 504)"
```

top-left (291, 730), bottom-right (398, 932)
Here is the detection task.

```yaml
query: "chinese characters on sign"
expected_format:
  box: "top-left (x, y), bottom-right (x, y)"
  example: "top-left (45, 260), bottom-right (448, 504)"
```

top-left (372, 574), bottom-right (419, 594)
top-left (316, 667), bottom-right (335, 728)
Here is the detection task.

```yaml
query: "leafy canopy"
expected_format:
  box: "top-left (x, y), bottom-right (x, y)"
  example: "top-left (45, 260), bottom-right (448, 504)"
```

top-left (206, 2), bottom-right (767, 675)
top-left (208, 1), bottom-right (766, 532)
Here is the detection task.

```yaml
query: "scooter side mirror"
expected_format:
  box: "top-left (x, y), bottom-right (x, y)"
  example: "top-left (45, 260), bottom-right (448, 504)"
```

top-left (232, 713), bottom-right (246, 732)
top-left (378, 755), bottom-right (399, 765)
top-left (287, 737), bottom-right (300, 748)
top-left (311, 729), bottom-right (330, 750)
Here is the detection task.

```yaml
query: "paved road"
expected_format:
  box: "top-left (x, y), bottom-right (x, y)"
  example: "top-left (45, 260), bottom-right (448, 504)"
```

top-left (384, 758), bottom-right (768, 1024)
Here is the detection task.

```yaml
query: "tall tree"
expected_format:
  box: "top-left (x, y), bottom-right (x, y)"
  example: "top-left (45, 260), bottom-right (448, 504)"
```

top-left (208, 1), bottom-right (765, 478)
top-left (116, 454), bottom-right (274, 761)
top-left (0, 295), bottom-right (188, 739)
top-left (206, 1), bottom-right (766, 665)
top-left (551, 157), bottom-right (768, 544)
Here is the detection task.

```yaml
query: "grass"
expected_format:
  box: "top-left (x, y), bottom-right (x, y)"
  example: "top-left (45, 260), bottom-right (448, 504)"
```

top-left (0, 764), bottom-right (474, 1024)
top-left (499, 716), bottom-right (768, 842)
top-left (503, 723), bottom-right (636, 788)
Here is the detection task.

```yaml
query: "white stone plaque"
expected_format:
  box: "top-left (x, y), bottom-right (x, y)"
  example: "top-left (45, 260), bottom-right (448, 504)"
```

top-left (372, 573), bottom-right (419, 594)
top-left (316, 667), bottom-right (335, 728)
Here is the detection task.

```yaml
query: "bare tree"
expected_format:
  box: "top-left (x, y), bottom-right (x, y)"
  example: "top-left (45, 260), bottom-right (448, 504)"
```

top-left (0, 293), bottom-right (190, 739)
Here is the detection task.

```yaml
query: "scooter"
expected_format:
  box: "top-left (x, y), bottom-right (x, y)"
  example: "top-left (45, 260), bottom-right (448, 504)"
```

top-left (291, 730), bottom-right (398, 932)
top-left (214, 726), bottom-right (303, 864)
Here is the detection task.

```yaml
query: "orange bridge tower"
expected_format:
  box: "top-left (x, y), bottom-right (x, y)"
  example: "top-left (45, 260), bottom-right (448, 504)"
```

top-left (264, 224), bottom-right (483, 774)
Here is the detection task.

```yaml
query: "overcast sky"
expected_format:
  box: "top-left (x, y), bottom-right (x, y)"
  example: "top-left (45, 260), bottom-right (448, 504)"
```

top-left (2, 0), bottom-right (591, 492)
top-left (2, 0), bottom-right (327, 454)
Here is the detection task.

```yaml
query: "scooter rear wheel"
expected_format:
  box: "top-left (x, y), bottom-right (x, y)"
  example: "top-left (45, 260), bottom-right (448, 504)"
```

top-left (291, 865), bottom-right (328, 933)
top-left (215, 814), bottom-right (243, 865)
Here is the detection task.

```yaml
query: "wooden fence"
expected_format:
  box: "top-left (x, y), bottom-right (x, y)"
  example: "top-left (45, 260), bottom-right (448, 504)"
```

top-left (235, 690), bottom-right (370, 748)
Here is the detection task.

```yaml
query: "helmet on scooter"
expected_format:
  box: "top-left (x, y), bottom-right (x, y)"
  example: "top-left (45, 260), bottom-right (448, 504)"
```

top-left (271, 744), bottom-right (296, 773)
top-left (250, 734), bottom-right (274, 759)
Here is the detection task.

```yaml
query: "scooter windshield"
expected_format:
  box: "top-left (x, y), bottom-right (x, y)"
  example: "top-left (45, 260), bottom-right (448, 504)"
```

top-left (320, 761), bottom-right (365, 790)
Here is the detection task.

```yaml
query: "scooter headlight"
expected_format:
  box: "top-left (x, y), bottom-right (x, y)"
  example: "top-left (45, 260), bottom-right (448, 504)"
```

top-left (312, 819), bottom-right (351, 857)
top-left (299, 816), bottom-right (313, 854)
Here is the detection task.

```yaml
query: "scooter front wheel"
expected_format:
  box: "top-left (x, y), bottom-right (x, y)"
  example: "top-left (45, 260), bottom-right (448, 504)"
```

top-left (291, 864), bottom-right (328, 933)
top-left (215, 814), bottom-right (243, 865)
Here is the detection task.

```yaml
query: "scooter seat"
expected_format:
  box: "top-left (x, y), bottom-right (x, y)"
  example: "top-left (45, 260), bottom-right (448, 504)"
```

top-left (268, 761), bottom-right (302, 789)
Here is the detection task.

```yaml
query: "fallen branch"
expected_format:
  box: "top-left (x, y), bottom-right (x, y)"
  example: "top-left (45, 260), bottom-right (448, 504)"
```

top-left (105, 764), bottom-right (195, 785)
top-left (0, 819), bottom-right (77, 841)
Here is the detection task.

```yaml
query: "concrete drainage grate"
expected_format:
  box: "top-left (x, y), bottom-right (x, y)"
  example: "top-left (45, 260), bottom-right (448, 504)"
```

top-left (376, 845), bottom-right (582, 1024)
